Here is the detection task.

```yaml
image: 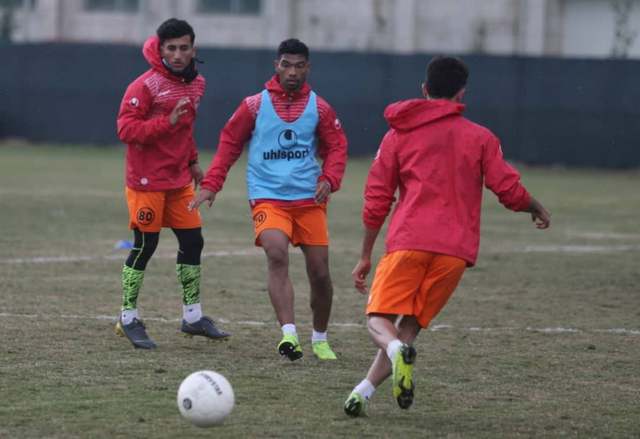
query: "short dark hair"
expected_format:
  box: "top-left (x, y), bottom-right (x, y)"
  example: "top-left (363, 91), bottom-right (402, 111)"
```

top-left (425, 56), bottom-right (469, 99)
top-left (277, 38), bottom-right (309, 60)
top-left (157, 18), bottom-right (195, 45)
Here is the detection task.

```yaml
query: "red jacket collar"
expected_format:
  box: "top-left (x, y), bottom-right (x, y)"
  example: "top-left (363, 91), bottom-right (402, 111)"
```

top-left (265, 75), bottom-right (311, 99)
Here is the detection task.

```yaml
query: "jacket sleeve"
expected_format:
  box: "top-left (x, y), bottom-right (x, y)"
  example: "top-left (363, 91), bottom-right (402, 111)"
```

top-left (201, 100), bottom-right (255, 193)
top-left (316, 99), bottom-right (348, 192)
top-left (362, 130), bottom-right (399, 229)
top-left (189, 132), bottom-right (198, 163)
top-left (482, 134), bottom-right (531, 211)
top-left (116, 79), bottom-right (178, 145)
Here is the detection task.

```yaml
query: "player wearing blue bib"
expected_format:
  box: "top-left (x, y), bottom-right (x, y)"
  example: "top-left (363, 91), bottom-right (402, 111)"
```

top-left (192, 39), bottom-right (348, 361)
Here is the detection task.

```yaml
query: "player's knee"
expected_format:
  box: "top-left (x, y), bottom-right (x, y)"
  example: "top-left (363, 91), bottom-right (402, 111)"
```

top-left (141, 232), bottom-right (160, 255)
top-left (307, 260), bottom-right (330, 280)
top-left (182, 231), bottom-right (204, 255)
top-left (308, 267), bottom-right (331, 290)
top-left (265, 246), bottom-right (288, 269)
top-left (175, 228), bottom-right (203, 264)
top-left (127, 231), bottom-right (160, 270)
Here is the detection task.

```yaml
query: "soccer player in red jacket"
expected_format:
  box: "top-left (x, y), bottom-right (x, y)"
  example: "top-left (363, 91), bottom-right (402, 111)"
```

top-left (344, 56), bottom-right (550, 416)
top-left (190, 39), bottom-right (348, 361)
top-left (115, 18), bottom-right (228, 349)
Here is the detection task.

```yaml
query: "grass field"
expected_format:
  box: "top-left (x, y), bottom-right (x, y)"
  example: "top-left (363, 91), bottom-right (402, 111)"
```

top-left (1, 141), bottom-right (639, 438)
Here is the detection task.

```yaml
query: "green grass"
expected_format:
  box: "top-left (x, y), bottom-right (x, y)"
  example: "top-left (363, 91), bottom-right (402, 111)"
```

top-left (1, 141), bottom-right (639, 438)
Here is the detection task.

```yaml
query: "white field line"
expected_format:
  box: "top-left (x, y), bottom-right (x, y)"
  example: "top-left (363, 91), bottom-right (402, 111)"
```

top-left (0, 188), bottom-right (121, 198)
top-left (3, 242), bottom-right (640, 265)
top-left (522, 244), bottom-right (640, 253)
top-left (0, 313), bottom-right (637, 335)
top-left (0, 248), bottom-right (263, 264)
top-left (566, 231), bottom-right (640, 240)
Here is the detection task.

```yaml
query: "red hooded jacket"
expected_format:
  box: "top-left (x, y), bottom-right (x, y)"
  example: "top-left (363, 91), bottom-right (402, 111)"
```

top-left (200, 75), bottom-right (347, 199)
top-left (117, 36), bottom-right (205, 191)
top-left (363, 99), bottom-right (531, 266)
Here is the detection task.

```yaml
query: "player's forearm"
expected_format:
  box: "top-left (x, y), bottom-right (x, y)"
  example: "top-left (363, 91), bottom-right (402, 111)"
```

top-left (117, 116), bottom-right (174, 145)
top-left (316, 129), bottom-right (348, 192)
top-left (200, 142), bottom-right (243, 192)
top-left (359, 226), bottom-right (380, 261)
top-left (320, 152), bottom-right (346, 192)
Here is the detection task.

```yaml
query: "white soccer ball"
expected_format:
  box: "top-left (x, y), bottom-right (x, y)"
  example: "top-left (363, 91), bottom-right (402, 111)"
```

top-left (177, 370), bottom-right (235, 427)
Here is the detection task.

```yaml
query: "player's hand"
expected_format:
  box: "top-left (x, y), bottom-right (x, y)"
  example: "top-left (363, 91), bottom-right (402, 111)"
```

top-left (190, 163), bottom-right (203, 188)
top-left (315, 180), bottom-right (331, 204)
top-left (352, 258), bottom-right (372, 295)
top-left (188, 189), bottom-right (216, 211)
top-left (169, 97), bottom-right (191, 126)
top-left (528, 197), bottom-right (551, 229)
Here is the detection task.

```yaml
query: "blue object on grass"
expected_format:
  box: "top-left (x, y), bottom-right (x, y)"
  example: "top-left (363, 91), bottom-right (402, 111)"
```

top-left (115, 240), bottom-right (134, 250)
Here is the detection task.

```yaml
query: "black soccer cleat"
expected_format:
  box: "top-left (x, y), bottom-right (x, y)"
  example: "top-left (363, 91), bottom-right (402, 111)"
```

top-left (396, 376), bottom-right (416, 409)
top-left (115, 318), bottom-right (157, 349)
top-left (277, 334), bottom-right (303, 361)
top-left (181, 316), bottom-right (230, 339)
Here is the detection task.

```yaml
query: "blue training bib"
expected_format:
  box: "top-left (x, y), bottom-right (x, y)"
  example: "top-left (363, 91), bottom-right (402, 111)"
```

top-left (246, 90), bottom-right (320, 200)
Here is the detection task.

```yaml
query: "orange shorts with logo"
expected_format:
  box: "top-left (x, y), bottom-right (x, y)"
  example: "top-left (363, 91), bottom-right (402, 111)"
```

top-left (126, 185), bottom-right (201, 233)
top-left (251, 203), bottom-right (328, 247)
top-left (367, 250), bottom-right (466, 328)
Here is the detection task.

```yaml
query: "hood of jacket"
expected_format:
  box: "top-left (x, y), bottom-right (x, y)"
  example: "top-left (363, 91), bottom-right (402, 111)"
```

top-left (384, 98), bottom-right (465, 131)
top-left (264, 74), bottom-right (312, 98)
top-left (142, 35), bottom-right (199, 83)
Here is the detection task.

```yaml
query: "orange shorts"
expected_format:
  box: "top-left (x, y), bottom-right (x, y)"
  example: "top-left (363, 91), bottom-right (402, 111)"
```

top-left (251, 203), bottom-right (328, 247)
top-left (367, 250), bottom-right (466, 328)
top-left (126, 185), bottom-right (201, 233)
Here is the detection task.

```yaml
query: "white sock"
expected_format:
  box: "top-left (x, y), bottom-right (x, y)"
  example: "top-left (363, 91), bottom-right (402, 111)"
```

top-left (183, 303), bottom-right (202, 324)
top-left (281, 323), bottom-right (297, 337)
top-left (354, 379), bottom-right (376, 401)
top-left (312, 330), bottom-right (327, 343)
top-left (121, 309), bottom-right (138, 326)
top-left (386, 339), bottom-right (403, 362)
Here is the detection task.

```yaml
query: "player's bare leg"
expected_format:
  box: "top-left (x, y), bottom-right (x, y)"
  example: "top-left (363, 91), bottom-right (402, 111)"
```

top-left (260, 229), bottom-right (301, 360)
top-left (345, 315), bottom-right (420, 416)
top-left (301, 244), bottom-right (337, 359)
top-left (260, 229), bottom-right (295, 325)
top-left (366, 315), bottom-right (421, 385)
top-left (366, 314), bottom-right (399, 348)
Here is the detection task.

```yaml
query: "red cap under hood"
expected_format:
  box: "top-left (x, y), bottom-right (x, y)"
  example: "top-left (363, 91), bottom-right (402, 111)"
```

top-left (384, 99), bottom-right (465, 131)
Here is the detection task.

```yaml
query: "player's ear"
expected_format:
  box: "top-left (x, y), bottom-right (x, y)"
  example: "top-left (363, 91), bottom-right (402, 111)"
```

top-left (421, 82), bottom-right (429, 98)
top-left (454, 87), bottom-right (466, 103)
top-left (273, 59), bottom-right (280, 71)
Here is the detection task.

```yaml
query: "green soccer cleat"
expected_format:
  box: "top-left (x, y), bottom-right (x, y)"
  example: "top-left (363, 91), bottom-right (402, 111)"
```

top-left (277, 334), bottom-right (303, 361)
top-left (392, 344), bottom-right (417, 409)
top-left (344, 391), bottom-right (367, 417)
top-left (312, 340), bottom-right (337, 360)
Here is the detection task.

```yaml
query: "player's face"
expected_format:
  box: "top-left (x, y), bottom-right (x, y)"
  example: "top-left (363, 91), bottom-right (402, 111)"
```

top-left (160, 35), bottom-right (195, 72)
top-left (274, 54), bottom-right (309, 92)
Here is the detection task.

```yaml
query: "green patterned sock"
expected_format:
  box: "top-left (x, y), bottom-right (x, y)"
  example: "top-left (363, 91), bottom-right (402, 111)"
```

top-left (122, 265), bottom-right (145, 310)
top-left (176, 264), bottom-right (201, 305)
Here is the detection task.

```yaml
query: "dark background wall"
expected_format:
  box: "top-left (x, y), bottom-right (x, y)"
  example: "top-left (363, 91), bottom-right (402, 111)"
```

top-left (1, 43), bottom-right (639, 167)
